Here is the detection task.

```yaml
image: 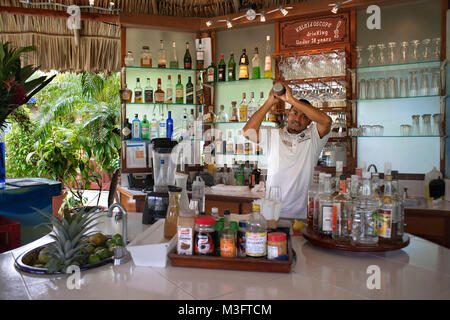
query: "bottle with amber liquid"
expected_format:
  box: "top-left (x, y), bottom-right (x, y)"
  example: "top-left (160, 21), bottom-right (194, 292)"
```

top-left (134, 78), bottom-right (143, 103)
top-left (378, 163), bottom-right (398, 244)
top-left (121, 83), bottom-right (132, 103)
top-left (154, 78), bottom-right (165, 103)
top-left (140, 46), bottom-right (152, 67)
top-left (238, 49), bottom-right (249, 80)
top-left (164, 187), bottom-right (181, 239)
top-left (230, 101), bottom-right (239, 122)
top-left (158, 40), bottom-right (167, 68)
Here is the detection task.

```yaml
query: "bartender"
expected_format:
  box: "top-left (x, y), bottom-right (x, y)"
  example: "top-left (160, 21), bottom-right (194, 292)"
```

top-left (243, 84), bottom-right (331, 219)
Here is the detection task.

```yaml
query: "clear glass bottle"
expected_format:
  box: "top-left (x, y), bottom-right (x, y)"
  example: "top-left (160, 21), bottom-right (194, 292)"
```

top-left (307, 176), bottom-right (319, 228)
top-left (150, 113), bottom-right (158, 140)
top-left (170, 41), bottom-right (178, 68)
top-left (226, 130), bottom-right (234, 155)
top-left (188, 108), bottom-right (195, 139)
top-left (392, 170), bottom-right (404, 240)
top-left (164, 188), bottom-right (181, 239)
top-left (247, 92), bottom-right (257, 120)
top-left (235, 130), bottom-right (244, 155)
top-left (134, 78), bottom-right (143, 103)
top-left (124, 50), bottom-right (135, 66)
top-left (196, 38), bottom-right (204, 70)
top-left (159, 113), bottom-right (166, 138)
top-left (239, 92), bottom-right (248, 122)
top-left (264, 36), bottom-right (273, 78)
top-left (251, 47), bottom-right (261, 79)
top-left (166, 75), bottom-right (173, 103)
top-left (181, 108), bottom-right (189, 141)
top-left (194, 105), bottom-right (203, 140)
top-left (318, 174), bottom-right (334, 235)
top-left (144, 77), bottom-right (153, 103)
top-left (257, 92), bottom-right (267, 121)
top-left (220, 209), bottom-right (236, 258)
top-left (230, 101), bottom-right (239, 122)
top-left (313, 173), bottom-right (326, 230)
top-left (332, 178), bottom-right (352, 241)
top-left (378, 163), bottom-right (398, 243)
top-left (246, 203), bottom-right (267, 258)
top-left (216, 104), bottom-right (229, 122)
top-left (140, 46), bottom-right (152, 67)
top-left (351, 171), bottom-right (379, 245)
top-left (158, 40), bottom-right (167, 68)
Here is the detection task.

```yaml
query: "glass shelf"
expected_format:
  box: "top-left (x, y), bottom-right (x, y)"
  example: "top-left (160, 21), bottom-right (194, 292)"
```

top-left (356, 135), bottom-right (442, 138)
top-left (352, 95), bottom-right (442, 102)
top-left (211, 78), bottom-right (274, 85)
top-left (204, 121), bottom-right (276, 125)
top-left (354, 60), bottom-right (441, 73)
top-left (126, 102), bottom-right (197, 106)
top-left (125, 66), bottom-right (198, 72)
top-left (215, 153), bottom-right (265, 156)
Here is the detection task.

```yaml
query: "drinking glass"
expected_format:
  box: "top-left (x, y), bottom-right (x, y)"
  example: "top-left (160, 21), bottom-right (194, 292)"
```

top-left (373, 125), bottom-right (384, 136)
top-left (269, 186), bottom-right (282, 202)
top-left (400, 124), bottom-right (411, 136)
top-left (409, 71), bottom-right (418, 96)
top-left (432, 38), bottom-right (441, 60)
top-left (376, 78), bottom-right (386, 99)
top-left (409, 40), bottom-right (420, 62)
top-left (399, 78), bottom-right (408, 97)
top-left (356, 46), bottom-right (364, 66)
top-left (432, 114), bottom-right (442, 136)
top-left (387, 42), bottom-right (397, 64)
top-left (367, 45), bottom-right (376, 65)
top-left (419, 69), bottom-right (429, 96)
top-left (362, 125), bottom-right (372, 136)
top-left (421, 39), bottom-right (431, 61)
top-left (358, 79), bottom-right (367, 99)
top-left (367, 79), bottom-right (377, 99)
top-left (387, 77), bottom-right (398, 98)
top-left (421, 114), bottom-right (432, 136)
top-left (430, 69), bottom-right (441, 95)
top-left (399, 41), bottom-right (408, 64)
top-left (411, 115), bottom-right (420, 136)
top-left (377, 43), bottom-right (386, 65)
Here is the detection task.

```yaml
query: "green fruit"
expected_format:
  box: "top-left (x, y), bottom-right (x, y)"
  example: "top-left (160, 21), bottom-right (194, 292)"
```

top-left (106, 239), bottom-right (115, 248)
top-left (85, 244), bottom-right (95, 254)
top-left (88, 233), bottom-right (107, 246)
top-left (97, 248), bottom-right (110, 260)
top-left (38, 248), bottom-right (51, 264)
top-left (88, 254), bottom-right (101, 265)
top-left (112, 234), bottom-right (123, 246)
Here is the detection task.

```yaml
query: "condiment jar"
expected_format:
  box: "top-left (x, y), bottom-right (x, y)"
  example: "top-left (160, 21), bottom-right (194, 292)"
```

top-left (177, 208), bottom-right (195, 255)
top-left (194, 215), bottom-right (215, 256)
top-left (267, 232), bottom-right (287, 260)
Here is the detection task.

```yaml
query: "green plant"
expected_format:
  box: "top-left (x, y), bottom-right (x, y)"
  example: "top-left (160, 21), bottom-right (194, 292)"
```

top-left (0, 42), bottom-right (55, 129)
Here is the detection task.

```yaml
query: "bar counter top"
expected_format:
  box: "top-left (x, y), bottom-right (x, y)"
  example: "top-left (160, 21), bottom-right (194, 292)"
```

top-left (1, 211), bottom-right (450, 300)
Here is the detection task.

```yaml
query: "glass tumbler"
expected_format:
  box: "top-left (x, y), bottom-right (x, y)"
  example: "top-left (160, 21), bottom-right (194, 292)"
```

top-left (367, 79), bottom-right (377, 99)
top-left (387, 77), bottom-right (398, 98)
top-left (421, 39), bottom-right (431, 61)
top-left (432, 114), bottom-right (442, 136)
top-left (367, 45), bottom-right (376, 65)
top-left (377, 43), bottom-right (386, 65)
top-left (399, 41), bottom-right (408, 64)
top-left (387, 42), bottom-right (397, 64)
top-left (421, 114), bottom-right (432, 136)
top-left (376, 78), bottom-right (386, 99)
top-left (411, 115), bottom-right (420, 136)
top-left (430, 69), bottom-right (441, 95)
top-left (409, 71), bottom-right (418, 97)
top-left (432, 38), bottom-right (441, 60)
top-left (399, 78), bottom-right (408, 97)
top-left (400, 124), bottom-right (411, 136)
top-left (419, 70), bottom-right (429, 96)
top-left (409, 40), bottom-right (420, 62)
top-left (358, 79), bottom-right (367, 99)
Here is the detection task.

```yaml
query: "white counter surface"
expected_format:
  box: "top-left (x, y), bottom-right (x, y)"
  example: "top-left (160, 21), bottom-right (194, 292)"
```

top-left (1, 212), bottom-right (450, 300)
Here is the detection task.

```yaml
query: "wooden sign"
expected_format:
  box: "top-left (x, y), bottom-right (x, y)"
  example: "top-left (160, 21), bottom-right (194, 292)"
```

top-left (279, 14), bottom-right (349, 51)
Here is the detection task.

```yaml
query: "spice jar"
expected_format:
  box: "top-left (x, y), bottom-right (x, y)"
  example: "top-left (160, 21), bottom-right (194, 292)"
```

top-left (194, 215), bottom-right (215, 256)
top-left (267, 232), bottom-right (287, 260)
top-left (177, 209), bottom-right (195, 255)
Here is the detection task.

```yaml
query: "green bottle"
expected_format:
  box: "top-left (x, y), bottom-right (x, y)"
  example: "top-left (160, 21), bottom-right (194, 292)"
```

top-left (218, 53), bottom-right (226, 82)
top-left (175, 74), bottom-right (184, 104)
top-left (141, 115), bottom-right (150, 140)
top-left (206, 61), bottom-right (217, 83)
top-left (227, 53), bottom-right (236, 81)
top-left (251, 47), bottom-right (261, 79)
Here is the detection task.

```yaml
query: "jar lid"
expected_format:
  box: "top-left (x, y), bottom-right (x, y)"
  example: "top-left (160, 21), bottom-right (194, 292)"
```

top-left (195, 216), bottom-right (215, 226)
top-left (268, 232), bottom-right (287, 242)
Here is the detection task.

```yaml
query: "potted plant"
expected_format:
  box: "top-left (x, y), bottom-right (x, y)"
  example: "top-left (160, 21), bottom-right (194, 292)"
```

top-left (0, 41), bottom-right (55, 188)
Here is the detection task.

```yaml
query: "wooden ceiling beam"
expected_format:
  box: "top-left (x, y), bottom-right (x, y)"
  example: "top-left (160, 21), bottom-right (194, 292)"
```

top-left (0, 5), bottom-right (119, 23)
top-left (119, 13), bottom-right (202, 32)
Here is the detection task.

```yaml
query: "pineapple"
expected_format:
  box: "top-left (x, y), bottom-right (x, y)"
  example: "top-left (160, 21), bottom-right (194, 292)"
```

top-left (40, 207), bottom-right (100, 273)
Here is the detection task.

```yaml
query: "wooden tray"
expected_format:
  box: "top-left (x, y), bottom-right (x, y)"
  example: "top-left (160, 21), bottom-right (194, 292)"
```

top-left (168, 237), bottom-right (295, 273)
top-left (302, 226), bottom-right (410, 252)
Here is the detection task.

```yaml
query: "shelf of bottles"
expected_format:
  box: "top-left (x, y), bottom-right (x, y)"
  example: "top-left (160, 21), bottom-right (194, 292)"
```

top-left (353, 38), bottom-right (445, 173)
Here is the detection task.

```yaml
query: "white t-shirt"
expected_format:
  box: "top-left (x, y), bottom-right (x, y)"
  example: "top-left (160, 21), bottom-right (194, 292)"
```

top-left (259, 123), bottom-right (330, 219)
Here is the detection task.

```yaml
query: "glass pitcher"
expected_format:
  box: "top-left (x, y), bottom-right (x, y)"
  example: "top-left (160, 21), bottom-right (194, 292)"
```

top-left (421, 114), bottom-right (432, 136)
top-left (411, 115), bottom-right (420, 136)
top-left (164, 187), bottom-right (181, 239)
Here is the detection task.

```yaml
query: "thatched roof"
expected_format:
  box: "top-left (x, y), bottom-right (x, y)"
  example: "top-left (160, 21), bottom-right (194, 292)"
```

top-left (0, 0), bottom-right (303, 72)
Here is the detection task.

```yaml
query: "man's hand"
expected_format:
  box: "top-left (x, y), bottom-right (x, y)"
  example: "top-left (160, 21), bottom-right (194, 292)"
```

top-left (273, 83), bottom-right (294, 104)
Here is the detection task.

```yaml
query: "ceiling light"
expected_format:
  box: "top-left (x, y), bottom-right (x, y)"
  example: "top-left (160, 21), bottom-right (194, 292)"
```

top-left (279, 6), bottom-right (288, 16)
top-left (331, 5), bottom-right (338, 13)
top-left (89, 0), bottom-right (94, 6)
top-left (328, 0), bottom-right (352, 14)
top-left (109, 2), bottom-right (114, 11)
top-left (206, 20), bottom-right (214, 27)
top-left (260, 12), bottom-right (266, 22)
top-left (226, 19), bottom-right (232, 28)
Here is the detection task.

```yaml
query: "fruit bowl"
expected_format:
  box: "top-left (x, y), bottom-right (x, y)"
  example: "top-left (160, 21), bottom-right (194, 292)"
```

top-left (14, 233), bottom-right (123, 275)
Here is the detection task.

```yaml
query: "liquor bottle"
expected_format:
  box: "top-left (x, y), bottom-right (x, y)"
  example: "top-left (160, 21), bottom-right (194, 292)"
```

top-left (251, 47), bottom-right (261, 79)
top-left (238, 49), bottom-right (249, 80)
top-left (334, 161), bottom-right (344, 196)
top-left (196, 38), bottom-right (204, 70)
top-left (184, 42), bottom-right (192, 69)
top-left (264, 36), bottom-right (273, 78)
top-left (257, 92), bottom-right (266, 121)
top-left (247, 92), bottom-right (257, 120)
top-left (154, 78), bottom-right (165, 103)
top-left (226, 130), bottom-right (234, 155)
top-left (378, 162), bottom-right (397, 243)
top-left (235, 130), bottom-right (244, 155)
top-left (244, 138), bottom-right (253, 155)
top-left (131, 114), bottom-right (141, 140)
top-left (185, 76), bottom-right (194, 104)
top-left (243, 161), bottom-right (251, 186)
top-left (268, 105), bottom-right (277, 122)
top-left (318, 174), bottom-right (334, 235)
top-left (141, 115), bottom-right (150, 140)
top-left (194, 105), bottom-right (203, 140)
top-left (206, 60), bottom-right (217, 83)
top-left (188, 109), bottom-right (195, 139)
top-left (159, 113), bottom-right (166, 138)
top-left (251, 162), bottom-right (261, 187)
top-left (175, 74), bottom-right (184, 104)
top-left (144, 78), bottom-right (153, 103)
top-left (181, 108), bottom-right (189, 141)
top-left (307, 173), bottom-right (319, 227)
top-left (124, 50), bottom-right (135, 66)
top-left (122, 118), bottom-right (132, 140)
top-left (215, 131), bottom-right (224, 155)
top-left (216, 104), bottom-right (229, 122)
top-left (313, 173), bottom-right (326, 230)
top-left (140, 46), bottom-right (152, 67)
top-left (158, 40), bottom-right (167, 68)
top-left (134, 78), bottom-right (143, 103)
top-left (239, 92), bottom-right (248, 122)
top-left (227, 52), bottom-right (236, 81)
top-left (166, 111), bottom-right (174, 139)
top-left (170, 41), bottom-right (178, 68)
top-left (220, 209), bottom-right (237, 258)
top-left (246, 203), bottom-right (267, 258)
top-left (218, 54), bottom-right (226, 82)
top-left (229, 101), bottom-right (239, 122)
top-left (351, 171), bottom-right (379, 245)
top-left (122, 83), bottom-right (132, 103)
top-left (150, 113), bottom-right (158, 140)
top-left (203, 105), bottom-right (215, 123)
top-left (166, 75), bottom-right (173, 103)
top-left (331, 178), bottom-right (352, 241)
top-left (392, 170), bottom-right (404, 240)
